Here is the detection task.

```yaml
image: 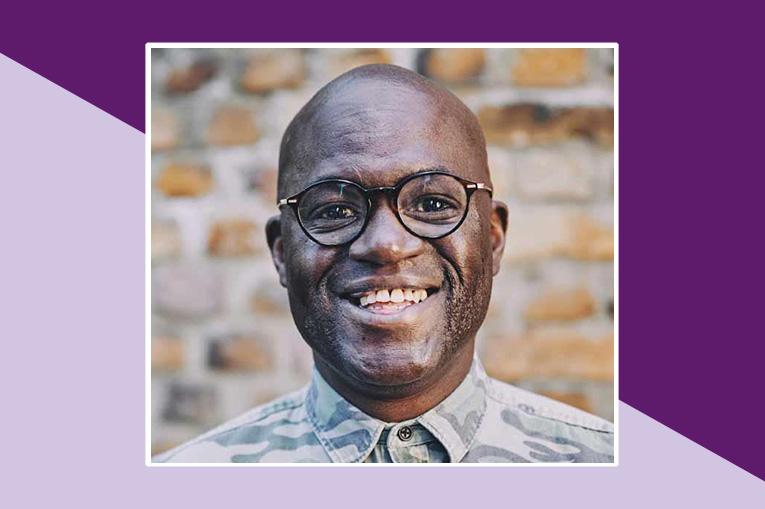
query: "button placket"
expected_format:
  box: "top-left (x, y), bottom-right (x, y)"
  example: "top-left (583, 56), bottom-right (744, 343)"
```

top-left (387, 423), bottom-right (423, 463)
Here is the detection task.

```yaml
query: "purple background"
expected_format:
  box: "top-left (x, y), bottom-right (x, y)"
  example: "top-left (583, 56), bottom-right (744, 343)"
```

top-left (1, 0), bottom-right (763, 495)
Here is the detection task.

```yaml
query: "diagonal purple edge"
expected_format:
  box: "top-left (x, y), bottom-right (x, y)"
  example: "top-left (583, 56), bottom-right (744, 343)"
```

top-left (2, 1), bottom-right (764, 481)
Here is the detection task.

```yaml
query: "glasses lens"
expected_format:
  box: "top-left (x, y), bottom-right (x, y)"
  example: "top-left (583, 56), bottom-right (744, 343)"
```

top-left (398, 174), bottom-right (468, 238)
top-left (297, 181), bottom-right (368, 245)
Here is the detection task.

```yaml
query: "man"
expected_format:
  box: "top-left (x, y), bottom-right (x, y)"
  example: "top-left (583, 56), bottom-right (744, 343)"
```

top-left (156, 64), bottom-right (614, 463)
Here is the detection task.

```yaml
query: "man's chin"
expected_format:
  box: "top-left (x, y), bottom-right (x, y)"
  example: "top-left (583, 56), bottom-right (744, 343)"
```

top-left (342, 349), bottom-right (437, 389)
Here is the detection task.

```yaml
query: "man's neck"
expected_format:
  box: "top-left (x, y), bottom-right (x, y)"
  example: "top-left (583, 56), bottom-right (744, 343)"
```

top-left (313, 343), bottom-right (475, 422)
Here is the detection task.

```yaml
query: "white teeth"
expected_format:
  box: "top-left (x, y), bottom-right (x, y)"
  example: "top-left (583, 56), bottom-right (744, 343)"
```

top-left (359, 288), bottom-right (431, 307)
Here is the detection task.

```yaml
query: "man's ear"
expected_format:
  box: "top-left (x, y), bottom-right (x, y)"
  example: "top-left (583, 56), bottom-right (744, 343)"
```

top-left (266, 215), bottom-right (288, 287)
top-left (490, 200), bottom-right (509, 276)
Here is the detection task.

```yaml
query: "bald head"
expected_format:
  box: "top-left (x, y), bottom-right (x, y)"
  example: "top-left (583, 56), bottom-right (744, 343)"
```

top-left (277, 64), bottom-right (489, 198)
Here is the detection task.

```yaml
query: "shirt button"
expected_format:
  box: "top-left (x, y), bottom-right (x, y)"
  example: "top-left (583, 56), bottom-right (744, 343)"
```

top-left (397, 426), bottom-right (413, 441)
top-left (518, 404), bottom-right (535, 415)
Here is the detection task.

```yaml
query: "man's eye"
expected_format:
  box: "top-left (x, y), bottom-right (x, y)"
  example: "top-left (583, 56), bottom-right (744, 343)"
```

top-left (415, 197), bottom-right (453, 213)
top-left (318, 204), bottom-right (358, 220)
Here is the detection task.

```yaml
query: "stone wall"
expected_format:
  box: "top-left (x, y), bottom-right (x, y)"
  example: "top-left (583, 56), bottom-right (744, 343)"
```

top-left (150, 47), bottom-right (615, 455)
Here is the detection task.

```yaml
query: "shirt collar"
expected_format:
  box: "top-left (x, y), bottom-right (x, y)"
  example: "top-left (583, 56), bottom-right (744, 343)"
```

top-left (305, 367), bottom-right (384, 463)
top-left (418, 359), bottom-right (488, 462)
top-left (305, 359), bottom-right (489, 463)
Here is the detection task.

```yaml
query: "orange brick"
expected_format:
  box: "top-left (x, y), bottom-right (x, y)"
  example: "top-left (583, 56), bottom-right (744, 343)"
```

top-left (152, 440), bottom-right (181, 457)
top-left (422, 48), bottom-right (486, 83)
top-left (152, 336), bottom-right (184, 372)
top-left (208, 335), bottom-right (272, 372)
top-left (525, 287), bottom-right (596, 321)
top-left (563, 215), bottom-right (614, 261)
top-left (240, 50), bottom-right (306, 93)
top-left (208, 219), bottom-right (259, 257)
top-left (512, 49), bottom-right (587, 87)
top-left (155, 162), bottom-right (213, 198)
top-left (478, 105), bottom-right (613, 147)
top-left (503, 207), bottom-right (613, 263)
top-left (538, 390), bottom-right (594, 414)
top-left (561, 108), bottom-right (614, 147)
top-left (206, 106), bottom-right (260, 147)
top-left (165, 60), bottom-right (217, 94)
top-left (151, 109), bottom-right (180, 151)
top-left (327, 49), bottom-right (392, 76)
top-left (483, 329), bottom-right (614, 382)
top-left (479, 104), bottom-right (567, 146)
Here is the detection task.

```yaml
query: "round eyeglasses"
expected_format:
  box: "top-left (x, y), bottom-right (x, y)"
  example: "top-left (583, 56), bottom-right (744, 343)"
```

top-left (277, 170), bottom-right (493, 247)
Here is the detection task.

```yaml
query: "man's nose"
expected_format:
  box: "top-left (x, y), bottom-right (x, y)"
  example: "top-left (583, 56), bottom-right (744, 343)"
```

top-left (349, 199), bottom-right (425, 264)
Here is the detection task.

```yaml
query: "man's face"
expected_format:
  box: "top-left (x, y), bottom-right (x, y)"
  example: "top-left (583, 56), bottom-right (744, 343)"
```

top-left (269, 77), bottom-right (507, 395)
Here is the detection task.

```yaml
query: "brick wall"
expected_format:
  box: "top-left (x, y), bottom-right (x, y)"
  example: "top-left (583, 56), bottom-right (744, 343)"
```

top-left (150, 47), bottom-right (615, 455)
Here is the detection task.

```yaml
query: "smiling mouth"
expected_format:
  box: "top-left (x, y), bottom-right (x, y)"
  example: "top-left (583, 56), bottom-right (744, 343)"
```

top-left (345, 287), bottom-right (437, 315)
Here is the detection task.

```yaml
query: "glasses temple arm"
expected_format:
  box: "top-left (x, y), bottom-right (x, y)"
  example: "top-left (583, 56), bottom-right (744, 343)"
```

top-left (466, 182), bottom-right (493, 195)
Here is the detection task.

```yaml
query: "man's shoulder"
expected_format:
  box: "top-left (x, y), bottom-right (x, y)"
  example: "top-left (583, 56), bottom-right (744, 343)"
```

top-left (467, 375), bottom-right (614, 462)
top-left (153, 386), bottom-right (323, 463)
top-left (484, 376), bottom-right (614, 433)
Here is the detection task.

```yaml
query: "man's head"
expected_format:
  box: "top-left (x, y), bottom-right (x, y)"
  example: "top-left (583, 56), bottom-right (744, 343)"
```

top-left (267, 64), bottom-right (508, 402)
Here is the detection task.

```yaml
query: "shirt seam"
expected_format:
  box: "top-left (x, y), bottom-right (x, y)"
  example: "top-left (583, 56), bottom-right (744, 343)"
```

top-left (460, 396), bottom-right (487, 461)
top-left (304, 395), bottom-right (339, 462)
top-left (485, 389), bottom-right (614, 434)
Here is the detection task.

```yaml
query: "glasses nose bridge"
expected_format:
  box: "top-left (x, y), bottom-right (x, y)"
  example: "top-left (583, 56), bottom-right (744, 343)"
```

top-left (364, 185), bottom-right (399, 210)
top-left (357, 185), bottom-right (407, 238)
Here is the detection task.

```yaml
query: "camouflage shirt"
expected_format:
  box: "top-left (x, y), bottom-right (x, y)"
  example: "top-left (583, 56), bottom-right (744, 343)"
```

top-left (155, 360), bottom-right (614, 463)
